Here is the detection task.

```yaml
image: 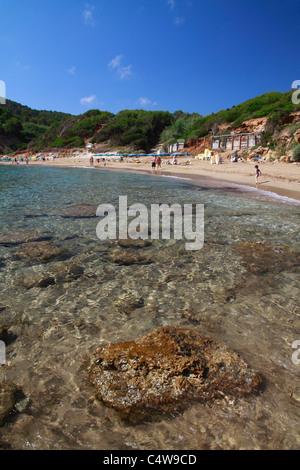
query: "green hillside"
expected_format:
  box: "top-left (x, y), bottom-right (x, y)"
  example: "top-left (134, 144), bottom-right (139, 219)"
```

top-left (0, 90), bottom-right (299, 155)
top-left (160, 90), bottom-right (296, 145)
top-left (90, 109), bottom-right (174, 153)
top-left (0, 99), bottom-right (71, 153)
top-left (30, 109), bottom-right (114, 151)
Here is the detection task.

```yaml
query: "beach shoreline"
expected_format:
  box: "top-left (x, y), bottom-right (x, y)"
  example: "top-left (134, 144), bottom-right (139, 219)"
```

top-left (1, 153), bottom-right (300, 202)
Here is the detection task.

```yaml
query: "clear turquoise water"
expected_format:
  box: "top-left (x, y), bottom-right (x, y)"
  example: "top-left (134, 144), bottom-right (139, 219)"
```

top-left (0, 164), bottom-right (299, 450)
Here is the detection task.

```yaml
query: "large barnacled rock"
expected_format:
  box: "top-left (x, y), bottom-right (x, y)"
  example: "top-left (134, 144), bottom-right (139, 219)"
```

top-left (88, 327), bottom-right (262, 423)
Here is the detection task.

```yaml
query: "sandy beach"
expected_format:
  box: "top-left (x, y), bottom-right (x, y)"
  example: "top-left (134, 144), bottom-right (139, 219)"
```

top-left (3, 152), bottom-right (300, 202)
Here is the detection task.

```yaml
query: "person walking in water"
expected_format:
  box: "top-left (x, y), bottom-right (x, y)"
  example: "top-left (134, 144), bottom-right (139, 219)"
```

top-left (255, 165), bottom-right (261, 187)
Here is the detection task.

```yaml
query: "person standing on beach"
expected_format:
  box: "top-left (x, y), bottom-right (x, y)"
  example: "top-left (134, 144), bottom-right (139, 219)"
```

top-left (255, 165), bottom-right (261, 187)
top-left (156, 155), bottom-right (161, 171)
top-left (90, 156), bottom-right (94, 167)
top-left (151, 156), bottom-right (156, 173)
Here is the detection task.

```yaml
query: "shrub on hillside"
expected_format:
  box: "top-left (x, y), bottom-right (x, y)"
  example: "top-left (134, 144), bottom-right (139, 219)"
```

top-left (291, 144), bottom-right (300, 162)
top-left (261, 130), bottom-right (276, 149)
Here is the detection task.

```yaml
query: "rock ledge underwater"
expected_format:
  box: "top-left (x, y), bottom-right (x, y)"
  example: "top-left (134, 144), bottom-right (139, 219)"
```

top-left (88, 326), bottom-right (262, 423)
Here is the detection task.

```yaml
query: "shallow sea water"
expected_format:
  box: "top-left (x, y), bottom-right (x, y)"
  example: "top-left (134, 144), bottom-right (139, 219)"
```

top-left (0, 164), bottom-right (299, 450)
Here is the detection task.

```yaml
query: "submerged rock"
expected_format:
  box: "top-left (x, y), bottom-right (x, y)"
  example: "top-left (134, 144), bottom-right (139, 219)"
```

top-left (0, 230), bottom-right (52, 246)
top-left (15, 272), bottom-right (55, 289)
top-left (24, 213), bottom-right (48, 219)
top-left (15, 262), bottom-right (84, 289)
top-left (50, 262), bottom-right (85, 283)
top-left (15, 240), bottom-right (68, 263)
top-left (61, 204), bottom-right (98, 218)
top-left (88, 326), bottom-right (262, 423)
top-left (115, 291), bottom-right (145, 314)
top-left (0, 325), bottom-right (18, 345)
top-left (0, 381), bottom-right (20, 426)
top-left (235, 241), bottom-right (300, 274)
top-left (116, 239), bottom-right (152, 249)
top-left (108, 247), bottom-right (153, 265)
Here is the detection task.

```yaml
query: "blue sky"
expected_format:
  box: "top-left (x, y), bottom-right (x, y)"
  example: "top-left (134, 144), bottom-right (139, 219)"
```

top-left (1, 0), bottom-right (299, 116)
